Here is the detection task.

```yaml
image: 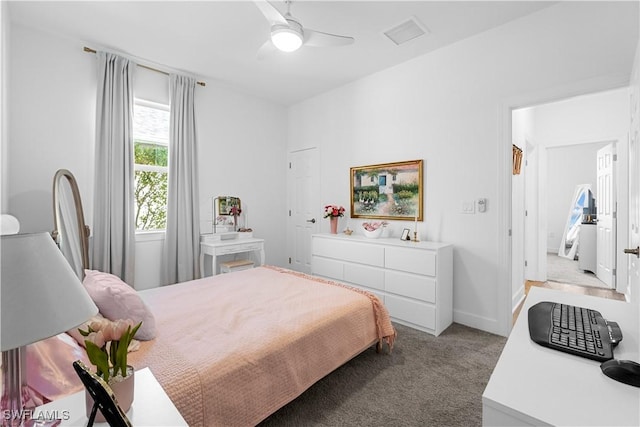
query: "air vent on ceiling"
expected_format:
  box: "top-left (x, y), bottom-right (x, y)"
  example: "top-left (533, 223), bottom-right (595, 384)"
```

top-left (383, 17), bottom-right (429, 46)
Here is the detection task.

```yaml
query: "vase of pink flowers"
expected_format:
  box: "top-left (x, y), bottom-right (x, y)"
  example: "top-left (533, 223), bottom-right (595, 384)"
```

top-left (80, 318), bottom-right (141, 421)
top-left (362, 221), bottom-right (387, 239)
top-left (324, 205), bottom-right (345, 234)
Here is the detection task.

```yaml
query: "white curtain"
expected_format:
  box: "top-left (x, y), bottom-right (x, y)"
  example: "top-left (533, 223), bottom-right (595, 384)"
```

top-left (92, 51), bottom-right (136, 284)
top-left (164, 74), bottom-right (200, 284)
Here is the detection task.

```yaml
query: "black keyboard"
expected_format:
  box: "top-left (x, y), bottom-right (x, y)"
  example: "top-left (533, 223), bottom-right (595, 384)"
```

top-left (528, 301), bottom-right (623, 362)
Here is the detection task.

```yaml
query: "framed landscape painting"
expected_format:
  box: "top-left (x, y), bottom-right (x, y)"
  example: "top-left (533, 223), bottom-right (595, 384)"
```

top-left (350, 159), bottom-right (423, 220)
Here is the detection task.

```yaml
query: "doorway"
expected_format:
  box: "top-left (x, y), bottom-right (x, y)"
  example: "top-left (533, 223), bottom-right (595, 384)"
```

top-left (511, 88), bottom-right (630, 313)
top-left (286, 147), bottom-right (320, 274)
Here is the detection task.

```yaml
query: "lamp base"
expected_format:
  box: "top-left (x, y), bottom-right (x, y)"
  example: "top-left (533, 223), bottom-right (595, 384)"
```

top-left (1, 347), bottom-right (28, 426)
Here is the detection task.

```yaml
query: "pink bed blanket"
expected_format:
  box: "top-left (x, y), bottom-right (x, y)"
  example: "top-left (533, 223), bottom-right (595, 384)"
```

top-left (128, 266), bottom-right (396, 427)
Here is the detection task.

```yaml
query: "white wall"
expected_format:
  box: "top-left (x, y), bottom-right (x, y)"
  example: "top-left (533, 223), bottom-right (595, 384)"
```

top-left (288, 1), bottom-right (638, 335)
top-left (6, 23), bottom-right (288, 289)
top-left (1, 0), bottom-right (9, 211)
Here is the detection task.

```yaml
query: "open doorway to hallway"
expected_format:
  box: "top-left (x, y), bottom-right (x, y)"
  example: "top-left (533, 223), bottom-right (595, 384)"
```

top-left (511, 87), bottom-right (631, 310)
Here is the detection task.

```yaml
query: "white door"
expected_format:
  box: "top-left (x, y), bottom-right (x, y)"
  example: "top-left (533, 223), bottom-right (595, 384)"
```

top-left (626, 87), bottom-right (640, 300)
top-left (287, 148), bottom-right (319, 274)
top-left (596, 144), bottom-right (616, 288)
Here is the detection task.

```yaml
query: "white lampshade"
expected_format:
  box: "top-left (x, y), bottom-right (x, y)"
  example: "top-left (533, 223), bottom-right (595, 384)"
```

top-left (271, 27), bottom-right (303, 52)
top-left (1, 232), bottom-right (98, 351)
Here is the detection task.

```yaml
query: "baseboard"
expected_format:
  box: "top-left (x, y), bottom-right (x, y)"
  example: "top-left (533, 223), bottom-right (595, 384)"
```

top-left (453, 309), bottom-right (505, 337)
top-left (512, 286), bottom-right (525, 313)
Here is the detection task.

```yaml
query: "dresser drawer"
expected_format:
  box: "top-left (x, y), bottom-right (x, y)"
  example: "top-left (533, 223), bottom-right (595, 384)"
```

top-left (385, 270), bottom-right (436, 303)
top-left (312, 256), bottom-right (343, 281)
top-left (385, 247), bottom-right (436, 276)
top-left (347, 282), bottom-right (385, 304)
top-left (385, 294), bottom-right (436, 330)
top-left (344, 263), bottom-right (384, 291)
top-left (312, 237), bottom-right (384, 267)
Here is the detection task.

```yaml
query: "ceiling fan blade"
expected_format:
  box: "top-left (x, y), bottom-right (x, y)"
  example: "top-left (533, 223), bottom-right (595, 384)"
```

top-left (257, 39), bottom-right (278, 60)
top-left (254, 0), bottom-right (288, 25)
top-left (305, 29), bottom-right (355, 47)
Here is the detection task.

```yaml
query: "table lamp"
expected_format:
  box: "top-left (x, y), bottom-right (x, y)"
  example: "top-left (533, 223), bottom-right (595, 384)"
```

top-left (1, 232), bottom-right (98, 426)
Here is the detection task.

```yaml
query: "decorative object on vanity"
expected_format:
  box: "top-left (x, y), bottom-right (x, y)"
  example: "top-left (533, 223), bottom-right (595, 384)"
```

top-left (80, 318), bottom-right (141, 422)
top-left (344, 227), bottom-right (353, 236)
top-left (73, 361), bottom-right (132, 427)
top-left (362, 221), bottom-right (387, 239)
top-left (1, 232), bottom-right (98, 426)
top-left (324, 204), bottom-right (345, 234)
top-left (350, 159), bottom-right (423, 221)
top-left (212, 196), bottom-right (243, 233)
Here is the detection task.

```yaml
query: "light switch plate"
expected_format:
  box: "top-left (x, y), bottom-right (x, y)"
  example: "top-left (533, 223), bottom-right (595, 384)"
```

top-left (462, 200), bottom-right (475, 214)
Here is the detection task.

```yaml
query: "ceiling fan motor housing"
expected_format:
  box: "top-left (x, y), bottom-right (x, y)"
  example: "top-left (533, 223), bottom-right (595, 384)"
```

top-left (271, 18), bottom-right (304, 52)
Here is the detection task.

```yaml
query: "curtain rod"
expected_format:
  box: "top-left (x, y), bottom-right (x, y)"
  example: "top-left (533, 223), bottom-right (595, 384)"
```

top-left (83, 47), bottom-right (206, 87)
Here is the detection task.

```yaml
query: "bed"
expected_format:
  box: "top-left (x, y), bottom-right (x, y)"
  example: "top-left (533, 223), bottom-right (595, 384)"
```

top-left (40, 170), bottom-right (395, 426)
top-left (127, 265), bottom-right (395, 426)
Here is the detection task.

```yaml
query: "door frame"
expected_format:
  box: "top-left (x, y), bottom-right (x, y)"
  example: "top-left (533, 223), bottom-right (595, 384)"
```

top-left (498, 74), bottom-right (630, 337)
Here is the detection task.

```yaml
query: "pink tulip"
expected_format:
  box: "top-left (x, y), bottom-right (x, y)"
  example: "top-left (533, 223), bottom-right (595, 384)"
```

top-left (85, 330), bottom-right (106, 348)
top-left (113, 319), bottom-right (132, 340)
top-left (89, 320), bottom-right (103, 332)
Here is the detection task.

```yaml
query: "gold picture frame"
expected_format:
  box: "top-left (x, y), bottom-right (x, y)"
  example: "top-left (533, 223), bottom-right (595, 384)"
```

top-left (350, 159), bottom-right (423, 221)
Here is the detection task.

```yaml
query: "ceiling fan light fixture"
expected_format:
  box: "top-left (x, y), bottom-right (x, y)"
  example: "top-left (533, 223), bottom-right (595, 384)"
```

top-left (271, 23), bottom-right (303, 52)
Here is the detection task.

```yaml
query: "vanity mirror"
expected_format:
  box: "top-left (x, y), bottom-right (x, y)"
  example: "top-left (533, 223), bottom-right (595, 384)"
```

top-left (52, 169), bottom-right (90, 280)
top-left (213, 196), bottom-right (242, 234)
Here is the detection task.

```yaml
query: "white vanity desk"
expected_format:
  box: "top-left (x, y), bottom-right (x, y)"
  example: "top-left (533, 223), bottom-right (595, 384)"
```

top-left (200, 233), bottom-right (265, 276)
top-left (483, 287), bottom-right (639, 426)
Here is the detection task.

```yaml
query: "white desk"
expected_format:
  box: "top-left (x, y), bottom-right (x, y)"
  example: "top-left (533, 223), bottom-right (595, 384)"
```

top-left (483, 287), bottom-right (640, 426)
top-left (200, 237), bottom-right (265, 277)
top-left (33, 368), bottom-right (187, 426)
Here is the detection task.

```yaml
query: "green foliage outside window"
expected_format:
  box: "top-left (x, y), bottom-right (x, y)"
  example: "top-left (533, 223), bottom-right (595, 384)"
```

top-left (134, 141), bottom-right (168, 231)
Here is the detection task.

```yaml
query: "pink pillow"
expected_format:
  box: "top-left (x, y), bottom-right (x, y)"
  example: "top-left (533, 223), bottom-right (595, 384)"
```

top-left (26, 333), bottom-right (89, 402)
top-left (83, 270), bottom-right (156, 340)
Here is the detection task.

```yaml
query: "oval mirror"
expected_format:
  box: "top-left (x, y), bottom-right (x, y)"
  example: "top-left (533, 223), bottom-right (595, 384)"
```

top-left (52, 169), bottom-right (89, 280)
top-left (558, 184), bottom-right (592, 260)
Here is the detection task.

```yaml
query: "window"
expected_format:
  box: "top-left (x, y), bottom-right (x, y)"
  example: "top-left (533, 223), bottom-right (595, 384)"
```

top-left (133, 99), bottom-right (169, 231)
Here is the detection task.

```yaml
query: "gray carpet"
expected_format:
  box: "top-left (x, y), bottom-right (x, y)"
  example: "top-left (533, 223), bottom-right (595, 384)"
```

top-left (259, 323), bottom-right (506, 427)
top-left (547, 253), bottom-right (606, 288)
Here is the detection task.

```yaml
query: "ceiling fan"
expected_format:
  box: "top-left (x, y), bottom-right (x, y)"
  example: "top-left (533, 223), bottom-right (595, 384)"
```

top-left (254, 0), bottom-right (355, 58)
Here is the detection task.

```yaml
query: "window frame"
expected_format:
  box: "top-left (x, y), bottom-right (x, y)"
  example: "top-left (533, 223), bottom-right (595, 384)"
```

top-left (133, 98), bottom-right (170, 233)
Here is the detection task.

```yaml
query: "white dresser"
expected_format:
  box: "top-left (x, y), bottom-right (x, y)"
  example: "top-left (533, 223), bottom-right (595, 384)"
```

top-left (311, 234), bottom-right (453, 336)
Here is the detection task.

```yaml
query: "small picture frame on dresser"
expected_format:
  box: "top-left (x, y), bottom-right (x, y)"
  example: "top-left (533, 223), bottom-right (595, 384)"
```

top-left (401, 228), bottom-right (411, 241)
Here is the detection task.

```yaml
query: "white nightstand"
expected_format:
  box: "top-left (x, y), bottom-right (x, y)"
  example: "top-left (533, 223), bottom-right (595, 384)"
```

top-left (33, 368), bottom-right (187, 426)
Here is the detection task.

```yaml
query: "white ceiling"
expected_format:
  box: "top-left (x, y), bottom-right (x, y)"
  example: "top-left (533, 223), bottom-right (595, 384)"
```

top-left (8, 1), bottom-right (559, 106)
